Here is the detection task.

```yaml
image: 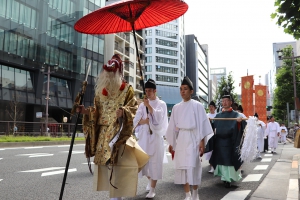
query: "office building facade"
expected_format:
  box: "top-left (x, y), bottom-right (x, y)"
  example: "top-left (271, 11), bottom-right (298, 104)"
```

top-left (185, 34), bottom-right (209, 107)
top-left (0, 0), bottom-right (106, 123)
top-left (144, 17), bottom-right (186, 112)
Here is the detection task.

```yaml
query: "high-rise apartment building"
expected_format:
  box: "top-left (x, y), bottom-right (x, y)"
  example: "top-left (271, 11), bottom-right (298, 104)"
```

top-left (144, 17), bottom-right (186, 110)
top-left (0, 0), bottom-right (106, 122)
top-left (185, 35), bottom-right (209, 107)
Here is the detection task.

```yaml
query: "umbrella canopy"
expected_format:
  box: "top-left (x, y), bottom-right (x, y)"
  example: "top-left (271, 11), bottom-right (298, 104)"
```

top-left (74, 0), bottom-right (188, 34)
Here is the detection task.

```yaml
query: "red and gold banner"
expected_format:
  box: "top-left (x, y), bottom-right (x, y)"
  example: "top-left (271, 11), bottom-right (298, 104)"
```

top-left (241, 75), bottom-right (254, 118)
top-left (254, 85), bottom-right (267, 124)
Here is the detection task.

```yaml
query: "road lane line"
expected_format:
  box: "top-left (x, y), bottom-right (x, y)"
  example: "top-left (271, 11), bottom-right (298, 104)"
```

top-left (41, 168), bottom-right (77, 176)
top-left (221, 190), bottom-right (251, 200)
top-left (261, 158), bottom-right (272, 162)
top-left (254, 165), bottom-right (269, 170)
top-left (24, 147), bottom-right (43, 149)
top-left (20, 167), bottom-right (65, 172)
top-left (242, 174), bottom-right (263, 182)
top-left (29, 154), bottom-right (53, 157)
top-left (59, 151), bottom-right (84, 154)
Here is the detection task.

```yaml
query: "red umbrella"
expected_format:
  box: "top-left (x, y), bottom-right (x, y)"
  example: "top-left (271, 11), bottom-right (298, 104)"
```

top-left (74, 0), bottom-right (188, 93)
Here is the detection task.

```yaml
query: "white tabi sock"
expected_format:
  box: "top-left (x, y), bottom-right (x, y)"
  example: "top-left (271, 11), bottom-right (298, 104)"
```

top-left (186, 191), bottom-right (191, 198)
top-left (192, 189), bottom-right (199, 200)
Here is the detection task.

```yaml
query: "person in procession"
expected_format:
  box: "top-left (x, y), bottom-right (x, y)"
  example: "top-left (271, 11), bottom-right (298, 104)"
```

top-left (254, 113), bottom-right (266, 158)
top-left (265, 116), bottom-right (280, 153)
top-left (263, 116), bottom-right (271, 152)
top-left (237, 105), bottom-right (246, 118)
top-left (206, 101), bottom-right (217, 174)
top-left (279, 123), bottom-right (288, 144)
top-left (165, 76), bottom-right (213, 200)
top-left (205, 94), bottom-right (246, 188)
top-left (133, 79), bottom-right (168, 199)
top-left (76, 54), bottom-right (138, 200)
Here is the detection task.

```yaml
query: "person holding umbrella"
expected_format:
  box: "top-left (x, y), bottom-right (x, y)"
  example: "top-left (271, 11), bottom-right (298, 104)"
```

top-left (133, 79), bottom-right (168, 199)
top-left (77, 54), bottom-right (138, 200)
top-left (166, 76), bottom-right (213, 200)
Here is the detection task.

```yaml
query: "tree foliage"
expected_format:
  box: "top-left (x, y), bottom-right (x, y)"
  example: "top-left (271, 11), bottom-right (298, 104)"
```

top-left (273, 46), bottom-right (300, 123)
top-left (5, 94), bottom-right (24, 135)
top-left (213, 71), bottom-right (239, 112)
top-left (271, 0), bottom-right (300, 39)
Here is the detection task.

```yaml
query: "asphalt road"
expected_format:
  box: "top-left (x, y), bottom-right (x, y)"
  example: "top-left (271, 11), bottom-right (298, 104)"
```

top-left (0, 143), bottom-right (281, 200)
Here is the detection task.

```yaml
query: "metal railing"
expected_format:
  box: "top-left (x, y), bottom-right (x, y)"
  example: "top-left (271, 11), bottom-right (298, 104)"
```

top-left (0, 121), bottom-right (82, 137)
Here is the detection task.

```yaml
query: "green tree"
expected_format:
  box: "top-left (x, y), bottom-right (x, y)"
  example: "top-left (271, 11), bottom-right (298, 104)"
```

top-left (213, 71), bottom-right (239, 111)
top-left (271, 0), bottom-right (300, 39)
top-left (273, 46), bottom-right (300, 123)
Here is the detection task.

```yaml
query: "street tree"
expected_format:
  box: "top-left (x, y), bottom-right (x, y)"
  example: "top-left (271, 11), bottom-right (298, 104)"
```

top-left (213, 71), bottom-right (239, 112)
top-left (5, 94), bottom-right (24, 135)
top-left (273, 46), bottom-right (300, 123)
top-left (271, 0), bottom-right (300, 39)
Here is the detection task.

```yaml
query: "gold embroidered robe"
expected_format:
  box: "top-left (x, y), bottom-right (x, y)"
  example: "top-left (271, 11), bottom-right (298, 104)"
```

top-left (82, 84), bottom-right (138, 198)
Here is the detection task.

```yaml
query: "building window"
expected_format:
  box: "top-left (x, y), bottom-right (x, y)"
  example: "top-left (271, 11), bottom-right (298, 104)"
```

top-left (146, 47), bottom-right (152, 54)
top-left (155, 74), bottom-right (178, 83)
top-left (155, 29), bottom-right (177, 39)
top-left (155, 65), bottom-right (177, 74)
top-left (156, 47), bottom-right (177, 56)
top-left (145, 38), bottom-right (152, 45)
top-left (156, 56), bottom-right (177, 65)
top-left (145, 74), bottom-right (152, 80)
top-left (156, 38), bottom-right (177, 48)
top-left (146, 56), bottom-right (152, 63)
top-left (145, 66), bottom-right (152, 72)
top-left (145, 29), bottom-right (152, 36)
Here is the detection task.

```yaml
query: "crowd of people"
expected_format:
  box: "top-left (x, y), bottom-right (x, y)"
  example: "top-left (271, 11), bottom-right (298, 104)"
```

top-left (76, 54), bottom-right (294, 200)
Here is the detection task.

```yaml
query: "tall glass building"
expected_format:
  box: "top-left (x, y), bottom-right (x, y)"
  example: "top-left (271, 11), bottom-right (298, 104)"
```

top-left (0, 0), bottom-right (106, 123)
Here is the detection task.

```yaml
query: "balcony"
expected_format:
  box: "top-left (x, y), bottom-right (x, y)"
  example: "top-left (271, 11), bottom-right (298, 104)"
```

top-left (114, 44), bottom-right (123, 53)
top-left (124, 63), bottom-right (130, 72)
top-left (125, 50), bottom-right (129, 57)
top-left (116, 32), bottom-right (126, 40)
top-left (136, 84), bottom-right (143, 91)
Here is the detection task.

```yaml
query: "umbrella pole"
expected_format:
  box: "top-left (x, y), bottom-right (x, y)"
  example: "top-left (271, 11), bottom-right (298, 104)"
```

top-left (131, 23), bottom-right (146, 95)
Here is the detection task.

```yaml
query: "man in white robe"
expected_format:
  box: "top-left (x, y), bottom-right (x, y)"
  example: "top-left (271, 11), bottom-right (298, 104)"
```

top-left (254, 113), bottom-right (266, 158)
top-left (133, 79), bottom-right (168, 199)
top-left (279, 123), bottom-right (288, 144)
top-left (166, 76), bottom-right (213, 200)
top-left (265, 116), bottom-right (280, 153)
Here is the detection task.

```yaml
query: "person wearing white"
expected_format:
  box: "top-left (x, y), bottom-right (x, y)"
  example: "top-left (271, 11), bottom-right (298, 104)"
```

top-left (279, 123), bottom-right (288, 144)
top-left (133, 79), bottom-right (168, 199)
top-left (265, 116), bottom-right (280, 153)
top-left (166, 76), bottom-right (213, 200)
top-left (254, 113), bottom-right (266, 158)
top-left (237, 105), bottom-right (247, 118)
top-left (206, 101), bottom-right (217, 173)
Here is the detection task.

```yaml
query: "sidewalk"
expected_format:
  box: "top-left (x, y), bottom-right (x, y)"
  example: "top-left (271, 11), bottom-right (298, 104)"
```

top-left (249, 139), bottom-right (300, 200)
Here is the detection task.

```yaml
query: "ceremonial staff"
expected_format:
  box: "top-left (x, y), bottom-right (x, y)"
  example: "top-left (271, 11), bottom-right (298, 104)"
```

top-left (59, 62), bottom-right (91, 200)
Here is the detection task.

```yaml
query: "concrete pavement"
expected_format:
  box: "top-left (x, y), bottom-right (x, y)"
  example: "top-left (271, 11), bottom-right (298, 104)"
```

top-left (249, 139), bottom-right (300, 200)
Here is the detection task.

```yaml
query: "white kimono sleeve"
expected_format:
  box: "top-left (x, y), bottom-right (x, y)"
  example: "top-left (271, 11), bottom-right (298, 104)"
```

top-left (148, 101), bottom-right (168, 137)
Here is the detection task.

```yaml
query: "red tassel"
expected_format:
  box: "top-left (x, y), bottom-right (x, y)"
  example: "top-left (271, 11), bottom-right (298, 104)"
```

top-left (171, 151), bottom-right (175, 160)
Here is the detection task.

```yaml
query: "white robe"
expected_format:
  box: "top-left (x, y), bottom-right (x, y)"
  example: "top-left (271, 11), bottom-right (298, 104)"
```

top-left (265, 122), bottom-right (280, 149)
top-left (165, 99), bottom-right (213, 185)
top-left (280, 126), bottom-right (288, 143)
top-left (256, 120), bottom-right (266, 152)
top-left (133, 97), bottom-right (168, 180)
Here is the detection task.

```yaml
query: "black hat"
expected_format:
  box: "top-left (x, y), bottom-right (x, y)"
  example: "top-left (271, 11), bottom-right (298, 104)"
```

top-left (209, 101), bottom-right (216, 108)
top-left (237, 105), bottom-right (243, 113)
top-left (222, 95), bottom-right (232, 100)
top-left (145, 79), bottom-right (156, 89)
top-left (254, 113), bottom-right (259, 118)
top-left (192, 95), bottom-right (200, 101)
top-left (181, 76), bottom-right (193, 90)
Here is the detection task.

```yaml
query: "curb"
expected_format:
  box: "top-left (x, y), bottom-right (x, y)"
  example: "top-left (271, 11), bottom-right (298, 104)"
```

top-left (0, 140), bottom-right (85, 148)
top-left (288, 154), bottom-right (300, 199)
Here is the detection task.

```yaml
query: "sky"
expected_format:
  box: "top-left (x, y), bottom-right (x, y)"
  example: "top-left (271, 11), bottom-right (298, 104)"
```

top-left (183, 0), bottom-right (295, 94)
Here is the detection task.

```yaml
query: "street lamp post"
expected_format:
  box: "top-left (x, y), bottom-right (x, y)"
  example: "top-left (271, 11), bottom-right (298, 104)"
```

top-left (277, 49), bottom-right (299, 124)
top-left (41, 63), bottom-right (58, 136)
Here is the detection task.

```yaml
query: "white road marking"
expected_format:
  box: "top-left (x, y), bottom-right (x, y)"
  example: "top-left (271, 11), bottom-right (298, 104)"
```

top-left (254, 165), bottom-right (269, 170)
top-left (0, 158), bottom-right (3, 160)
top-left (41, 168), bottom-right (77, 176)
top-left (166, 152), bottom-right (171, 156)
top-left (82, 162), bottom-right (94, 165)
top-left (0, 179), bottom-right (3, 182)
top-left (16, 153), bottom-right (53, 157)
top-left (57, 145), bottom-right (70, 148)
top-left (20, 167), bottom-right (65, 173)
top-left (60, 151), bottom-right (84, 154)
top-left (264, 154), bottom-right (273, 157)
top-left (221, 190), bottom-right (251, 200)
top-left (261, 158), bottom-right (272, 162)
top-left (24, 147), bottom-right (43, 149)
top-left (242, 174), bottom-right (263, 182)
top-left (0, 149), bottom-right (5, 151)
